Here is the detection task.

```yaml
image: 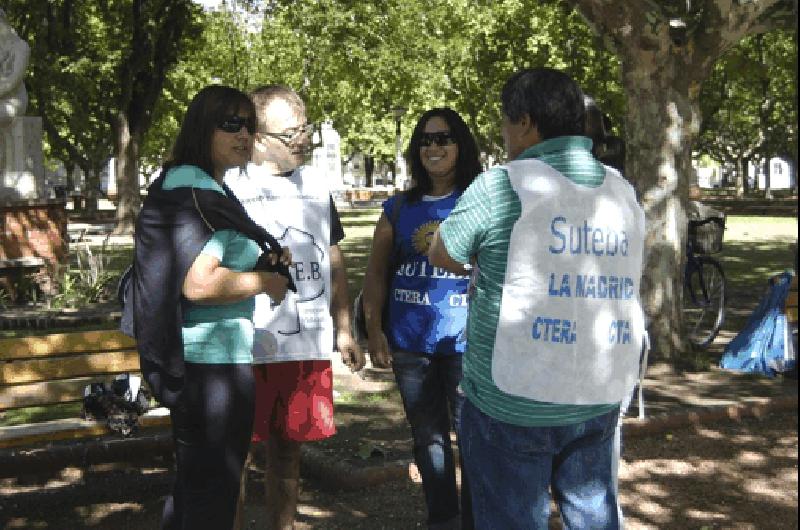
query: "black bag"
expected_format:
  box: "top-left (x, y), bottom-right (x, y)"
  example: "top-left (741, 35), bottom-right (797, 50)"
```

top-left (352, 193), bottom-right (404, 342)
top-left (82, 373), bottom-right (151, 437)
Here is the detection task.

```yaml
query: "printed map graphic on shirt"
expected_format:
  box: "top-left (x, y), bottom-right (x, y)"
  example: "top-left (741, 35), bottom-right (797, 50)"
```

top-left (269, 226), bottom-right (326, 336)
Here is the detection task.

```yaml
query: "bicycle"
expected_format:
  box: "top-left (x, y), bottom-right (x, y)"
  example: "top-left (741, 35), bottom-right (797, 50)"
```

top-left (681, 214), bottom-right (726, 348)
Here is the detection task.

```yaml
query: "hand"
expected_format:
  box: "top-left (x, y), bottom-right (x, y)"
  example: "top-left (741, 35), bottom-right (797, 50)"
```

top-left (367, 332), bottom-right (392, 369)
top-left (266, 248), bottom-right (292, 267)
top-left (337, 330), bottom-right (366, 372)
top-left (261, 271), bottom-right (288, 306)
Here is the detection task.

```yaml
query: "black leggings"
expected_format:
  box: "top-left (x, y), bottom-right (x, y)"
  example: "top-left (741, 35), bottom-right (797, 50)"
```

top-left (161, 362), bottom-right (255, 530)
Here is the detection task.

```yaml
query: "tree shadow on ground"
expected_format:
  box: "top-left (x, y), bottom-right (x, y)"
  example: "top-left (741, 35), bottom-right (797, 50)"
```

top-left (619, 412), bottom-right (797, 529)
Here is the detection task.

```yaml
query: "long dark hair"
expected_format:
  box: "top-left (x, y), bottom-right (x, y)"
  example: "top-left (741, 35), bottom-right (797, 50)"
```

top-left (406, 108), bottom-right (482, 202)
top-left (162, 85), bottom-right (255, 178)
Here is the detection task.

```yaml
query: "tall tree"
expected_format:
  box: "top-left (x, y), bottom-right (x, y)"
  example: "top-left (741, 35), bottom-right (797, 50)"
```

top-left (5, 0), bottom-right (201, 229)
top-left (696, 30), bottom-right (797, 197)
top-left (110, 0), bottom-right (202, 233)
top-left (565, 0), bottom-right (796, 364)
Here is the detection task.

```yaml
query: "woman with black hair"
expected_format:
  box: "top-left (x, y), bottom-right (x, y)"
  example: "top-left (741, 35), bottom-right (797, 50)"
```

top-left (126, 85), bottom-right (290, 529)
top-left (362, 107), bottom-right (481, 529)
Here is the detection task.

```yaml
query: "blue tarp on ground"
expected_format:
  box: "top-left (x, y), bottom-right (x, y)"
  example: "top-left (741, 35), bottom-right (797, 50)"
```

top-left (720, 271), bottom-right (796, 378)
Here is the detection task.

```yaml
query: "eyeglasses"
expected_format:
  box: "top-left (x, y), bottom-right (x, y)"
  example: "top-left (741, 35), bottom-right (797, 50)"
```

top-left (218, 115), bottom-right (256, 134)
top-left (260, 123), bottom-right (314, 144)
top-left (419, 132), bottom-right (456, 147)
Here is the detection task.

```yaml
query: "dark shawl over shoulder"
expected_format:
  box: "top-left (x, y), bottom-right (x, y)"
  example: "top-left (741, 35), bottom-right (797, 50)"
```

top-left (120, 170), bottom-right (295, 407)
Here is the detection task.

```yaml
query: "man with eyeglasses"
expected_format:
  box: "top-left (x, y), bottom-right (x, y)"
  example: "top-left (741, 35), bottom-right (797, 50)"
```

top-left (226, 85), bottom-right (364, 530)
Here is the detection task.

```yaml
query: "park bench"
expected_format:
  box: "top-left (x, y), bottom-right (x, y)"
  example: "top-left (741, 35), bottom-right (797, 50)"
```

top-left (0, 329), bottom-right (170, 453)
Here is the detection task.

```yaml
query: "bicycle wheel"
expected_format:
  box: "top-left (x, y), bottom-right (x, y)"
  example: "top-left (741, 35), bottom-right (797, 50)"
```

top-left (682, 256), bottom-right (726, 347)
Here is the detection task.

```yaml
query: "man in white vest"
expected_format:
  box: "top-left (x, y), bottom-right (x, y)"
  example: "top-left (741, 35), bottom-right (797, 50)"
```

top-left (429, 67), bottom-right (645, 529)
top-left (226, 85), bottom-right (364, 530)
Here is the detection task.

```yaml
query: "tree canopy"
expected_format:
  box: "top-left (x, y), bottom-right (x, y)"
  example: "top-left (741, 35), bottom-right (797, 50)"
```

top-left (696, 30), bottom-right (797, 195)
top-left (5, 0), bottom-right (798, 361)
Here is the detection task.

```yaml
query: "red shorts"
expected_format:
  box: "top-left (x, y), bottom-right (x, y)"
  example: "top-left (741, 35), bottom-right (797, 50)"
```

top-left (251, 360), bottom-right (336, 443)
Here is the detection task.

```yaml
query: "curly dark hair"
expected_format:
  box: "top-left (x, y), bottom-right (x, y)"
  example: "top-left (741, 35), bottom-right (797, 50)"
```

top-left (162, 85), bottom-right (255, 179)
top-left (405, 108), bottom-right (482, 202)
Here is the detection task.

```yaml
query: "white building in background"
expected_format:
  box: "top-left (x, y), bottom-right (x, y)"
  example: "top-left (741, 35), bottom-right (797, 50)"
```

top-left (748, 156), bottom-right (796, 190)
top-left (312, 121), bottom-right (344, 190)
top-left (693, 155), bottom-right (796, 190)
top-left (696, 165), bottom-right (723, 188)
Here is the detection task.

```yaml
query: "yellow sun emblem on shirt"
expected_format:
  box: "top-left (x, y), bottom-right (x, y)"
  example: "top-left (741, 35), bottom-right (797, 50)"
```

top-left (412, 220), bottom-right (441, 254)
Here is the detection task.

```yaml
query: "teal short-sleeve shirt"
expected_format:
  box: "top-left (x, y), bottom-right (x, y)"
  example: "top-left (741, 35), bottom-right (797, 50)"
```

top-left (163, 165), bottom-right (262, 364)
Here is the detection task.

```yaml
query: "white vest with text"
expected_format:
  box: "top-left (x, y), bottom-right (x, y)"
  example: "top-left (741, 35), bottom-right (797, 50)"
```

top-left (491, 159), bottom-right (646, 404)
top-left (226, 165), bottom-right (333, 363)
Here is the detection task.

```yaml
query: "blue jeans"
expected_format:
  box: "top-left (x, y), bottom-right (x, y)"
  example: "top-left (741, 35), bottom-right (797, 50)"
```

top-left (392, 351), bottom-right (472, 529)
top-left (459, 398), bottom-right (620, 530)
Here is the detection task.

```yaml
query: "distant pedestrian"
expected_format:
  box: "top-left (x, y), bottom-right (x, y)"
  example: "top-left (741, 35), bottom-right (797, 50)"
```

top-left (226, 84), bottom-right (364, 530)
top-left (429, 67), bottom-right (647, 529)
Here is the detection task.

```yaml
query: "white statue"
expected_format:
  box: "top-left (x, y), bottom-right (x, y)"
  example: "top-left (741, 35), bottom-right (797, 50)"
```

top-left (0, 8), bottom-right (29, 123)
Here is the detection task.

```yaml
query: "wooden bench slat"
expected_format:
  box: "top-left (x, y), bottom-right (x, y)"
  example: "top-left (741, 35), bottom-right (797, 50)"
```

top-left (1, 350), bottom-right (140, 385)
top-left (0, 409), bottom-right (171, 449)
top-left (0, 330), bottom-right (136, 360)
top-left (0, 374), bottom-right (143, 411)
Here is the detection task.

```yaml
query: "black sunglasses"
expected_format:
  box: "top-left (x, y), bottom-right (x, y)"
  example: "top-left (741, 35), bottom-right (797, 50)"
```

top-left (218, 115), bottom-right (256, 134)
top-left (419, 131), bottom-right (456, 147)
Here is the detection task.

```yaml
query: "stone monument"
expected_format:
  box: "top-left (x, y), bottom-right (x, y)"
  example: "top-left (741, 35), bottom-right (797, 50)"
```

top-left (0, 8), bottom-right (43, 200)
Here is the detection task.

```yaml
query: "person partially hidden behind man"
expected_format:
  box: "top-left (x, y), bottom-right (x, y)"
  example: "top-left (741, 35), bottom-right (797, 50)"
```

top-left (226, 84), bottom-right (364, 530)
top-left (429, 67), bottom-right (647, 529)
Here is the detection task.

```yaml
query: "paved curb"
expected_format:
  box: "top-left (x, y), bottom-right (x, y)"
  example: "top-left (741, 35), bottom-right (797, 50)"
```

top-left (301, 445), bottom-right (411, 491)
top-left (622, 395), bottom-right (798, 438)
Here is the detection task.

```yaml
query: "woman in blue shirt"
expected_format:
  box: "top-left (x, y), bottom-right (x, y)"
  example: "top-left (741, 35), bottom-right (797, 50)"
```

top-left (137, 85), bottom-right (289, 529)
top-left (362, 108), bottom-right (481, 529)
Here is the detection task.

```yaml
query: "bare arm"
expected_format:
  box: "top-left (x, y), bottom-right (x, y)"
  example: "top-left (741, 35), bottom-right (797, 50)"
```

top-left (330, 244), bottom-right (365, 371)
top-left (361, 213), bottom-right (394, 368)
top-left (428, 229), bottom-right (470, 275)
top-left (183, 253), bottom-right (288, 305)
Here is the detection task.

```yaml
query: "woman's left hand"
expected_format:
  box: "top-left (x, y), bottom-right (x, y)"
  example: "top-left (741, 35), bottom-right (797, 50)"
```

top-left (265, 248), bottom-right (292, 267)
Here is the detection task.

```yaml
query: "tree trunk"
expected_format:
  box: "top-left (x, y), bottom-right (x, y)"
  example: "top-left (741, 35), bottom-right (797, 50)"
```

top-left (621, 63), bottom-right (700, 365)
top-left (112, 111), bottom-right (140, 234)
top-left (735, 156), bottom-right (746, 197)
top-left (364, 155), bottom-right (374, 188)
top-left (566, 0), bottom-right (794, 368)
top-left (83, 166), bottom-right (100, 217)
top-left (764, 158), bottom-right (773, 199)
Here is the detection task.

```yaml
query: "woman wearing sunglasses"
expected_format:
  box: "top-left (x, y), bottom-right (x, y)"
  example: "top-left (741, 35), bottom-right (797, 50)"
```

top-left (126, 85), bottom-right (291, 529)
top-left (362, 107), bottom-right (481, 529)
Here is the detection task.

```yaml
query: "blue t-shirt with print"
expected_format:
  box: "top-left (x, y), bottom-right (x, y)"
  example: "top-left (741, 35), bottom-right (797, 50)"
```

top-left (383, 192), bottom-right (470, 355)
top-left (162, 165), bottom-right (262, 364)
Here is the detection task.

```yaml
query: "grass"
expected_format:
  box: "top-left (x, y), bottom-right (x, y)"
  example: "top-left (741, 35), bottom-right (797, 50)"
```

top-left (338, 208), bottom-right (381, 307)
top-left (710, 215), bottom-right (798, 358)
top-left (334, 389), bottom-right (395, 405)
top-left (721, 215), bottom-right (797, 295)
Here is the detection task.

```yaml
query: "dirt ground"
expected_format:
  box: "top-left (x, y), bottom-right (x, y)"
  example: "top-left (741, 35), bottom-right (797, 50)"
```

top-left (1, 407), bottom-right (796, 529)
